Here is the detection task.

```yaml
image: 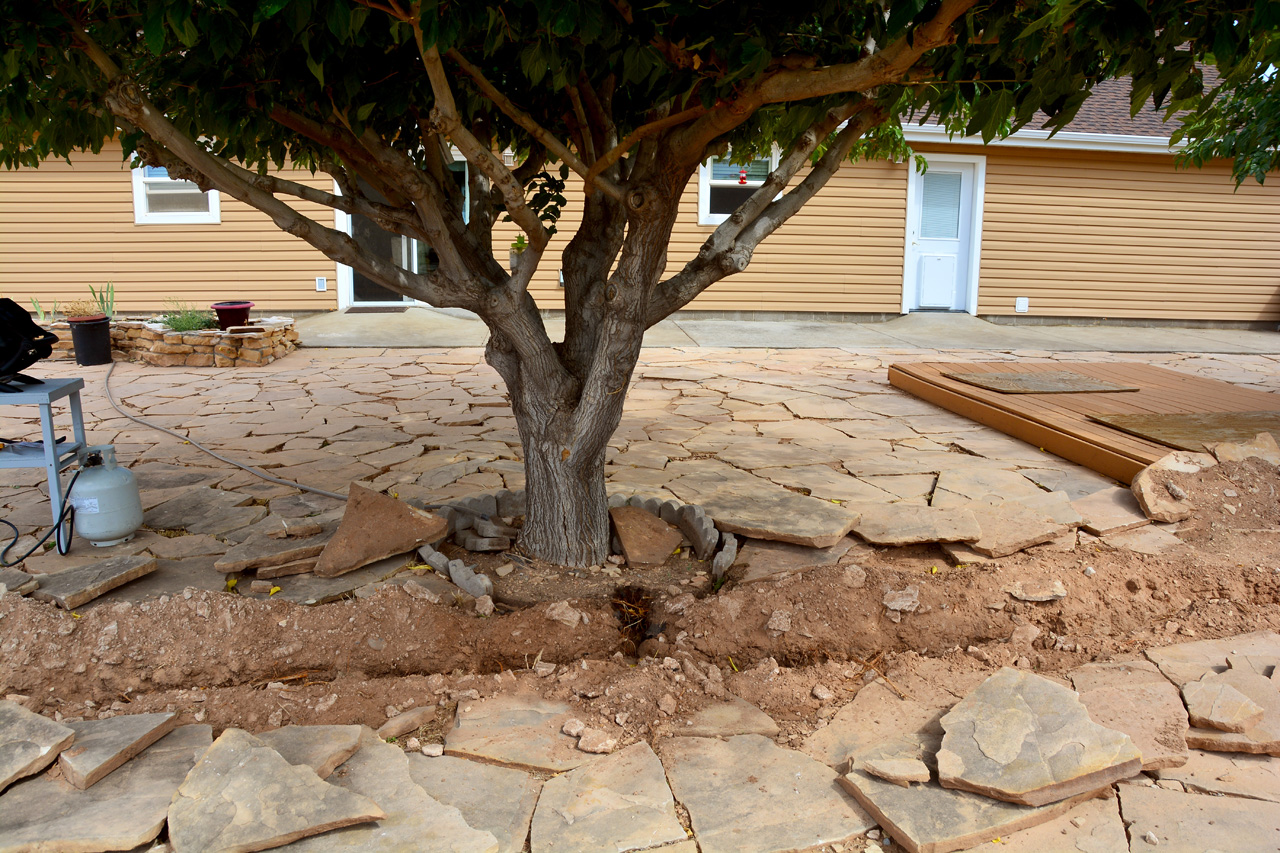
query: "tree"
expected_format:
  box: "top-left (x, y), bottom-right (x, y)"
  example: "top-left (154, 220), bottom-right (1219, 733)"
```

top-left (1, 1), bottom-right (1271, 566)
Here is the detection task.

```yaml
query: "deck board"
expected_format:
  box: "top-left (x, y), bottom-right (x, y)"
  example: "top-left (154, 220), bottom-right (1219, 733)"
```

top-left (887, 361), bottom-right (1280, 483)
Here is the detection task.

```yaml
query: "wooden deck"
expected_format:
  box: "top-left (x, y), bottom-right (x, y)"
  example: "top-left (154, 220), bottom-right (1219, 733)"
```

top-left (888, 361), bottom-right (1280, 483)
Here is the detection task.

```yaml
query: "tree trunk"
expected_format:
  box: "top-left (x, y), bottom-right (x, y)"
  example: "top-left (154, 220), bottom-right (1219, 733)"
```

top-left (518, 419), bottom-right (611, 566)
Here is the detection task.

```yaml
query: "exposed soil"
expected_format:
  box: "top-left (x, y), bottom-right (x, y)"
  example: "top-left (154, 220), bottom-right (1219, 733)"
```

top-left (3, 458), bottom-right (1279, 753)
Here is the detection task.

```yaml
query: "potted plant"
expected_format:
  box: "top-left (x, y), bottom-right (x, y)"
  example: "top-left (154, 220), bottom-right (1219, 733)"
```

top-left (64, 282), bottom-right (114, 366)
top-left (210, 300), bottom-right (254, 330)
top-left (509, 234), bottom-right (527, 274)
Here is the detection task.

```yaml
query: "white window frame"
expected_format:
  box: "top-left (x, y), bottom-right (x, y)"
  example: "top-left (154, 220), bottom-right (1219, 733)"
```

top-left (901, 153), bottom-right (986, 316)
top-left (697, 147), bottom-right (780, 226)
top-left (130, 163), bottom-right (221, 225)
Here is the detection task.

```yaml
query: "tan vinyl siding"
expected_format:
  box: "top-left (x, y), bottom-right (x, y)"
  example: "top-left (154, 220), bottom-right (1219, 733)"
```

top-left (971, 146), bottom-right (1280, 322)
top-left (0, 143), bottom-right (339, 314)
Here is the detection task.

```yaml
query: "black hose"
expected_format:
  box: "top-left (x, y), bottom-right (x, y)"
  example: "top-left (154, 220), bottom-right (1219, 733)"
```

top-left (1, 469), bottom-right (79, 567)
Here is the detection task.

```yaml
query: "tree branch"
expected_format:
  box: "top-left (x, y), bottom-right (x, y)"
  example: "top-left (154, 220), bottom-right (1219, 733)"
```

top-left (445, 48), bottom-right (623, 201)
top-left (586, 103), bottom-right (707, 189)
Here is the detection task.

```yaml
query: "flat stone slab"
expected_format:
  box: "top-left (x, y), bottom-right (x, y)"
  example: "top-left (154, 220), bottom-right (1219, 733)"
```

top-left (661, 734), bottom-right (874, 853)
top-left (0, 567), bottom-right (37, 595)
top-left (803, 679), bottom-right (950, 770)
top-left (144, 486), bottom-right (262, 534)
top-left (839, 768), bottom-right (1102, 853)
top-left (214, 525), bottom-right (336, 573)
top-left (531, 741), bottom-right (685, 853)
top-left (683, 696), bottom-right (780, 738)
top-left (445, 692), bottom-right (594, 772)
top-left (1077, 681), bottom-right (1189, 771)
top-left (852, 505), bottom-right (980, 546)
top-left (937, 668), bottom-right (1141, 806)
top-left (0, 700), bottom-right (75, 792)
top-left (1183, 679), bottom-right (1265, 732)
top-left (1146, 631), bottom-right (1280, 686)
top-left (862, 756), bottom-right (931, 787)
top-left (736, 536), bottom-right (855, 583)
top-left (407, 754), bottom-right (541, 853)
top-left (314, 483), bottom-right (447, 577)
top-left (695, 489), bottom-right (860, 548)
top-left (59, 711), bottom-right (178, 789)
top-left (145, 533), bottom-right (228, 560)
top-left (755, 465), bottom-right (894, 504)
top-left (167, 728), bottom-right (385, 852)
top-left (259, 725), bottom-right (363, 779)
top-left (284, 731), bottom-right (499, 853)
top-left (0, 724), bottom-right (211, 853)
top-left (610, 506), bottom-right (682, 567)
top-left (1104, 524), bottom-right (1186, 555)
top-left (1118, 782), bottom-right (1280, 852)
top-left (242, 553), bottom-right (412, 605)
top-left (29, 555), bottom-right (157, 609)
top-left (1069, 659), bottom-right (1170, 693)
top-left (1069, 487), bottom-right (1149, 536)
top-left (1155, 748), bottom-right (1280, 802)
top-left (965, 502), bottom-right (1066, 558)
top-left (1183, 666), bottom-right (1280, 755)
top-left (980, 794), bottom-right (1128, 853)
top-left (932, 468), bottom-right (1050, 504)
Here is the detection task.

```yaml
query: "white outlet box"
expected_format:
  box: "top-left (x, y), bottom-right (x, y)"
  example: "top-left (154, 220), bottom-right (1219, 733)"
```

top-left (1015, 297), bottom-right (1029, 313)
top-left (315, 277), bottom-right (328, 292)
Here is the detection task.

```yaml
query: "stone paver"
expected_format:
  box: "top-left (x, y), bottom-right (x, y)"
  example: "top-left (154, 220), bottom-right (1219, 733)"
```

top-left (1182, 679), bottom-right (1265, 732)
top-left (0, 724), bottom-right (211, 853)
top-left (59, 711), bottom-right (178, 789)
top-left (167, 728), bottom-right (385, 852)
top-left (1070, 487), bottom-right (1150, 536)
top-left (610, 506), bottom-right (683, 567)
top-left (258, 724), bottom-right (363, 779)
top-left (314, 483), bottom-right (446, 577)
top-left (408, 754), bottom-right (541, 853)
top-left (1147, 631), bottom-right (1280, 686)
top-left (29, 554), bottom-right (157, 609)
top-left (1076, 681), bottom-right (1189, 771)
top-left (937, 669), bottom-right (1142, 806)
top-left (1154, 747), bottom-right (1280, 802)
top-left (852, 504), bottom-right (980, 546)
top-left (1183, 665), bottom-right (1280, 755)
top-left (530, 742), bottom-right (685, 853)
top-left (0, 699), bottom-right (75, 792)
top-left (445, 692), bottom-right (594, 772)
top-left (683, 696), bottom-right (781, 738)
top-left (735, 536), bottom-right (855, 583)
top-left (1117, 782), bottom-right (1280, 852)
top-left (661, 734), bottom-right (874, 853)
top-left (990, 794), bottom-right (1129, 853)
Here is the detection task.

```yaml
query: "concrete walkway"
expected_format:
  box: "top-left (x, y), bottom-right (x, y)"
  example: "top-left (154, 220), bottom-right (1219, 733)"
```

top-left (297, 308), bottom-right (1280, 353)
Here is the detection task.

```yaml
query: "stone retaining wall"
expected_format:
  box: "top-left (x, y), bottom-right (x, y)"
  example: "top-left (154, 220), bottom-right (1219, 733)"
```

top-left (44, 317), bottom-right (299, 368)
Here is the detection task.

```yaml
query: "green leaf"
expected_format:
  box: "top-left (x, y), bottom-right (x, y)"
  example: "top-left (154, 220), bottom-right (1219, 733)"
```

top-left (355, 102), bottom-right (375, 121)
top-left (306, 54), bottom-right (324, 86)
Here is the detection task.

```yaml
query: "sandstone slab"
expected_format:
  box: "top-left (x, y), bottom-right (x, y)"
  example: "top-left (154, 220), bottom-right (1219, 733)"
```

top-left (0, 700), bottom-right (75, 792)
top-left (283, 731), bottom-right (499, 853)
top-left (1183, 666), bottom-right (1280, 755)
top-left (256, 557), bottom-right (321, 579)
top-left (736, 536), bottom-right (856, 583)
top-left (931, 468), bottom-right (1049, 505)
top-left (1154, 748), bottom-right (1280, 803)
top-left (0, 568), bottom-right (37, 595)
top-left (1069, 659), bottom-right (1170, 693)
top-left (243, 554), bottom-right (412, 605)
top-left (1117, 783), bottom-right (1280, 852)
top-left (145, 533), bottom-right (228, 560)
top-left (661, 734), bottom-right (874, 853)
top-left (445, 692), bottom-right (593, 772)
top-left (376, 705), bottom-right (436, 740)
top-left (144, 487), bottom-right (262, 535)
top-left (314, 483), bottom-right (447, 577)
top-left (167, 728), bottom-right (385, 852)
top-left (1131, 462), bottom-right (1194, 523)
top-left (1069, 487), bottom-right (1149, 536)
top-left (755, 465), bottom-right (894, 503)
top-left (1207, 430), bottom-right (1280, 464)
top-left (980, 793), bottom-right (1128, 853)
top-left (407, 753), bottom-right (541, 853)
top-left (1146, 631), bottom-right (1280, 686)
top-left (851, 505), bottom-right (980, 546)
top-left (967, 502), bottom-right (1066, 557)
top-left (610, 506), bottom-right (682, 567)
top-left (30, 555), bottom-right (157, 609)
top-left (862, 756), bottom-right (931, 787)
top-left (803, 679), bottom-right (951, 770)
top-left (695, 489), bottom-right (860, 548)
top-left (683, 696), bottom-right (780, 738)
top-left (1182, 679), bottom-right (1265, 732)
top-left (214, 524), bottom-right (336, 573)
top-left (1077, 681), bottom-right (1188, 771)
top-left (59, 712), bottom-right (178, 789)
top-left (937, 668), bottom-right (1141, 806)
top-left (258, 725), bottom-right (363, 779)
top-left (0, 724), bottom-right (211, 853)
top-left (530, 741), bottom-right (685, 853)
top-left (839, 767), bottom-right (1103, 853)
top-left (1104, 523), bottom-right (1186, 555)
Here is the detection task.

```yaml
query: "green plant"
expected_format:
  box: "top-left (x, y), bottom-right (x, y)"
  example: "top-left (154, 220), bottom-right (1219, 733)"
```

top-left (510, 233), bottom-right (527, 254)
top-left (87, 281), bottom-right (115, 315)
top-left (30, 298), bottom-right (46, 322)
top-left (157, 301), bottom-right (218, 332)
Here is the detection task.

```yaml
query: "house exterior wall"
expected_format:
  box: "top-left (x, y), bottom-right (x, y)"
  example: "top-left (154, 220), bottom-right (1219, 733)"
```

top-left (3, 140), bottom-right (1277, 323)
top-left (0, 142), bottom-right (340, 314)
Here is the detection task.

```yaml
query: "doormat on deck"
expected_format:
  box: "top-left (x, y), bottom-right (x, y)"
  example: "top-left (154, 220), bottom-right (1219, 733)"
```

top-left (944, 371), bottom-right (1140, 394)
top-left (1090, 411), bottom-right (1280, 452)
top-left (344, 306), bottom-right (410, 314)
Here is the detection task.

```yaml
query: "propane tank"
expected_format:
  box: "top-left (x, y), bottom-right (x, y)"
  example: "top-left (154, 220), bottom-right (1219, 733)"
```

top-left (70, 446), bottom-right (144, 547)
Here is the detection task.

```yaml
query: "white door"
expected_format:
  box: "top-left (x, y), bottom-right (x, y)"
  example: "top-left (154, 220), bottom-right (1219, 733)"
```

top-left (903, 157), bottom-right (983, 313)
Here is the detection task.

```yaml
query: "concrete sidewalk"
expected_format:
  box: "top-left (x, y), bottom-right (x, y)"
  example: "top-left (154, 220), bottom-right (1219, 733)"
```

top-left (296, 308), bottom-right (1280, 354)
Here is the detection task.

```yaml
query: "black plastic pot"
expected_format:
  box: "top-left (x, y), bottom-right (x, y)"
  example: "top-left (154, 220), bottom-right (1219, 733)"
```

top-left (68, 315), bottom-right (112, 366)
top-left (211, 301), bottom-right (254, 330)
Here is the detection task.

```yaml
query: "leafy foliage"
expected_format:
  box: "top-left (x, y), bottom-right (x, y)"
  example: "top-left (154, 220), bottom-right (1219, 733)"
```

top-left (157, 302), bottom-right (219, 332)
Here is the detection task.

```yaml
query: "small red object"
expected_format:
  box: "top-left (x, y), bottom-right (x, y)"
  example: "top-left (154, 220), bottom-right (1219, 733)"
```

top-left (738, 168), bottom-right (748, 185)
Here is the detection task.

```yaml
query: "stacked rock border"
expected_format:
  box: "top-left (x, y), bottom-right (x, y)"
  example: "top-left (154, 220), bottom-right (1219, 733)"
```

top-left (43, 316), bottom-right (299, 368)
top-left (416, 488), bottom-right (738, 596)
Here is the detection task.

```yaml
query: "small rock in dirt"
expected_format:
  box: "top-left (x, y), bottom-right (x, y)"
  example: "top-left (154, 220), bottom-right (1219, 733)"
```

top-left (883, 586), bottom-right (920, 613)
top-left (766, 610), bottom-right (792, 633)
top-left (474, 595), bottom-right (495, 617)
top-left (546, 601), bottom-right (583, 628)
top-left (842, 565), bottom-right (867, 588)
top-left (658, 695), bottom-right (678, 715)
top-left (1010, 624), bottom-right (1042, 647)
top-left (376, 706), bottom-right (436, 740)
top-left (614, 712), bottom-right (629, 726)
top-left (402, 579), bottom-right (441, 604)
top-left (534, 661), bottom-right (556, 677)
top-left (562, 719), bottom-right (586, 738)
top-left (1143, 830), bottom-right (1159, 845)
top-left (812, 684), bottom-right (835, 702)
top-left (1083, 566), bottom-right (1096, 577)
top-left (495, 562), bottom-right (515, 577)
top-left (421, 743), bottom-right (444, 757)
top-left (1005, 579), bottom-right (1067, 602)
top-left (404, 737), bottom-right (421, 752)
top-left (576, 728), bottom-right (617, 754)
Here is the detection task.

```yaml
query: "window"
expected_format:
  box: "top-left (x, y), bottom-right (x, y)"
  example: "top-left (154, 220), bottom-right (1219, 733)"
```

top-left (131, 164), bottom-right (220, 225)
top-left (697, 151), bottom-right (778, 225)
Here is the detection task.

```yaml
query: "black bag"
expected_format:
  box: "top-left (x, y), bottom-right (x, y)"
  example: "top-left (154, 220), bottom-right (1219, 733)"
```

top-left (0, 298), bottom-right (58, 391)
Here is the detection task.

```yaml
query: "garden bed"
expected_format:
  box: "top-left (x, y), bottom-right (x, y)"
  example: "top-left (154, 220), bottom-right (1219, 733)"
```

top-left (43, 316), bottom-right (299, 367)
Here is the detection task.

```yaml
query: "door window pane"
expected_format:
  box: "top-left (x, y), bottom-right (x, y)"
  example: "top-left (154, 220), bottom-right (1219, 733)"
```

top-left (920, 171), bottom-right (962, 239)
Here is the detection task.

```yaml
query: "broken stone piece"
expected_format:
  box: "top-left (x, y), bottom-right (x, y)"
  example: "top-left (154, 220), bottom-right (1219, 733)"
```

top-left (936, 668), bottom-right (1142, 807)
top-left (1076, 680), bottom-right (1189, 772)
top-left (1183, 666), bottom-right (1280, 755)
top-left (1005, 579), bottom-right (1067, 602)
top-left (1118, 782), bottom-right (1280, 852)
top-left (1070, 487), bottom-right (1150, 536)
top-left (407, 753), bottom-right (541, 853)
top-left (258, 725), bottom-right (362, 779)
top-left (29, 555), bottom-right (157, 610)
top-left (683, 696), bottom-right (780, 739)
top-left (445, 693), bottom-right (592, 772)
top-left (1131, 459), bottom-right (1194, 523)
top-left (609, 506), bottom-right (683, 567)
top-left (853, 505), bottom-right (980, 546)
top-left (0, 568), bottom-right (37, 595)
top-left (545, 600), bottom-right (582, 628)
top-left (884, 585), bottom-right (920, 613)
top-left (376, 706), bottom-right (437, 740)
top-left (167, 728), bottom-right (385, 852)
top-left (1206, 431), bottom-right (1280, 464)
top-left (214, 527), bottom-right (333, 573)
top-left (313, 483), bottom-right (447, 577)
top-left (1182, 680), bottom-right (1266, 733)
top-left (256, 556), bottom-right (320, 579)
top-left (862, 756), bottom-right (931, 787)
top-left (0, 699), bottom-right (75, 792)
top-left (576, 728), bottom-right (616, 754)
top-left (58, 712), bottom-right (178, 790)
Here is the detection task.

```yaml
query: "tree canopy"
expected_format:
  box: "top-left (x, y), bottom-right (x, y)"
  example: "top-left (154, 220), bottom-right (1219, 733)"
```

top-left (2, 0), bottom-right (1276, 564)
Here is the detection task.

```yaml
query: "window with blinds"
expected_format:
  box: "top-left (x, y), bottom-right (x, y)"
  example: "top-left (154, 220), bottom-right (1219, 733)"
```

top-left (920, 171), bottom-right (962, 239)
